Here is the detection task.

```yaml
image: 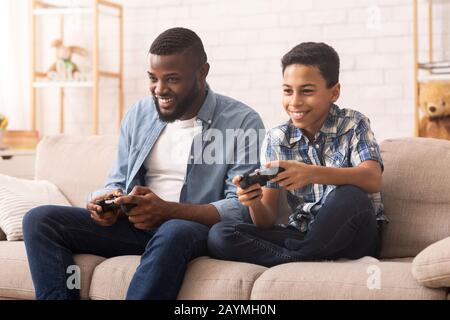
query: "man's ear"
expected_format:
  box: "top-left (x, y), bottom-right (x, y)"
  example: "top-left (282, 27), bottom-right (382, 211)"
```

top-left (331, 83), bottom-right (341, 102)
top-left (197, 62), bottom-right (210, 82)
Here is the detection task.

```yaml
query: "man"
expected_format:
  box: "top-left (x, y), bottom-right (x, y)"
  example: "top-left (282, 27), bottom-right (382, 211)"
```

top-left (22, 27), bottom-right (265, 300)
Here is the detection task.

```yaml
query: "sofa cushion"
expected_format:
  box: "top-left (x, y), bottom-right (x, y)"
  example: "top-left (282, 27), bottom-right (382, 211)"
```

top-left (0, 174), bottom-right (70, 241)
top-left (0, 241), bottom-right (106, 299)
top-left (89, 255), bottom-right (140, 300)
top-left (379, 137), bottom-right (450, 258)
top-left (412, 236), bottom-right (450, 288)
top-left (89, 256), bottom-right (267, 300)
top-left (251, 257), bottom-right (446, 300)
top-left (35, 135), bottom-right (118, 207)
top-left (178, 257), bottom-right (267, 300)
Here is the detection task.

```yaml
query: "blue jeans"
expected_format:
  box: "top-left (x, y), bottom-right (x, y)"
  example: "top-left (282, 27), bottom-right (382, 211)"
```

top-left (22, 206), bottom-right (209, 300)
top-left (208, 185), bottom-right (380, 267)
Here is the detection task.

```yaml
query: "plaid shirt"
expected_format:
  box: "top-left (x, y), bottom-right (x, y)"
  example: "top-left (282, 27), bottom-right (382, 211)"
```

top-left (261, 104), bottom-right (388, 232)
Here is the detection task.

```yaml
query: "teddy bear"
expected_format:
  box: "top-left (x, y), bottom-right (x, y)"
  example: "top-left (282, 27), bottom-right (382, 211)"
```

top-left (46, 39), bottom-right (88, 81)
top-left (418, 80), bottom-right (450, 140)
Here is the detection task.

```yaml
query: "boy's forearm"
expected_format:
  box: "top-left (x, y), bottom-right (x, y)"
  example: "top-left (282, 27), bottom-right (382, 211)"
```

top-left (249, 201), bottom-right (277, 228)
top-left (310, 165), bottom-right (381, 193)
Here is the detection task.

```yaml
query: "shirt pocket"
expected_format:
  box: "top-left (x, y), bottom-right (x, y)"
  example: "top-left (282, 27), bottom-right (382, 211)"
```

top-left (325, 146), bottom-right (350, 168)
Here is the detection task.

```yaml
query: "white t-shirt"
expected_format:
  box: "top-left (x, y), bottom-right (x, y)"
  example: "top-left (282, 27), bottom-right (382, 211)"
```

top-left (144, 117), bottom-right (202, 202)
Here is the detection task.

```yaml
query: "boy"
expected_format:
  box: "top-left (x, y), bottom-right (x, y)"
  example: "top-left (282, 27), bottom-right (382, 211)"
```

top-left (208, 42), bottom-right (387, 267)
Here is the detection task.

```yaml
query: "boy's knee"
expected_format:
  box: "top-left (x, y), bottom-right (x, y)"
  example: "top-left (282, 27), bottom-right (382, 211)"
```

top-left (207, 221), bottom-right (238, 259)
top-left (335, 185), bottom-right (372, 210)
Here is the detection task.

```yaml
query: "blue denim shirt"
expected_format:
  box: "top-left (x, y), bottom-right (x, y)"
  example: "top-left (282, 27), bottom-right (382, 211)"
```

top-left (89, 88), bottom-right (265, 223)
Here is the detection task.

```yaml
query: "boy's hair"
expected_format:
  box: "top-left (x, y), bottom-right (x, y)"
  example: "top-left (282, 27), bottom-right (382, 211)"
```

top-left (281, 42), bottom-right (340, 88)
top-left (149, 27), bottom-right (207, 66)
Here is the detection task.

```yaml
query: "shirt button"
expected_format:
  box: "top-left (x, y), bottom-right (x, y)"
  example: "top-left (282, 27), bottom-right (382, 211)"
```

top-left (208, 120), bottom-right (212, 124)
top-left (370, 147), bottom-right (375, 151)
top-left (315, 144), bottom-right (320, 149)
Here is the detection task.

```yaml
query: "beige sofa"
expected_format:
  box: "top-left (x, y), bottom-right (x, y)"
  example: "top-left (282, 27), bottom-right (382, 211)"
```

top-left (0, 135), bottom-right (450, 300)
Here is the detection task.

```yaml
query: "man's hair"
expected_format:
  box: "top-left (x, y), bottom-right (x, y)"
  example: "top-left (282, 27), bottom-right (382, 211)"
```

top-left (281, 42), bottom-right (340, 88)
top-left (149, 27), bottom-right (207, 66)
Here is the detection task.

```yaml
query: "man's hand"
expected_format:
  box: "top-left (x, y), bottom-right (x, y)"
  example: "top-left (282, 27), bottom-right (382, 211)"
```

top-left (267, 160), bottom-right (313, 191)
top-left (232, 175), bottom-right (263, 207)
top-left (114, 186), bottom-right (170, 230)
top-left (87, 189), bottom-right (123, 227)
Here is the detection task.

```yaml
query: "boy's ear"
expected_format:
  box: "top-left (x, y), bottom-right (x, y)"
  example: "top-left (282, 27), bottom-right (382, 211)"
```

top-left (331, 83), bottom-right (341, 102)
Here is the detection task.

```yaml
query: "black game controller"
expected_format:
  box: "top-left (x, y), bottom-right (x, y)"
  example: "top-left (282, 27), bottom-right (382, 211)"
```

top-left (239, 166), bottom-right (285, 189)
top-left (96, 196), bottom-right (137, 214)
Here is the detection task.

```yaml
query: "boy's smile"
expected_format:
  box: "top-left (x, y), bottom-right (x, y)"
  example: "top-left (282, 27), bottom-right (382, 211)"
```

top-left (282, 64), bottom-right (340, 140)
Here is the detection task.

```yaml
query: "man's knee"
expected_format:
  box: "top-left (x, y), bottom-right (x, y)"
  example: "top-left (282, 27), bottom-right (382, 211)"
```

top-left (22, 205), bottom-right (59, 238)
top-left (156, 219), bottom-right (209, 243)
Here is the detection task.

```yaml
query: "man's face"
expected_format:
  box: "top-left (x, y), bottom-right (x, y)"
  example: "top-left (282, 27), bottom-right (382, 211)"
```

top-left (148, 53), bottom-right (202, 122)
top-left (282, 64), bottom-right (340, 139)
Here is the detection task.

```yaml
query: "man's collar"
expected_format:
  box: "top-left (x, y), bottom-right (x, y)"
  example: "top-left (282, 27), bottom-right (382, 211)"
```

top-left (196, 84), bottom-right (216, 125)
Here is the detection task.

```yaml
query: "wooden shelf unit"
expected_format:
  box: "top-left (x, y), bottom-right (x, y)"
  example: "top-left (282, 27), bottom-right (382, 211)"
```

top-left (412, 0), bottom-right (450, 137)
top-left (30, 0), bottom-right (124, 135)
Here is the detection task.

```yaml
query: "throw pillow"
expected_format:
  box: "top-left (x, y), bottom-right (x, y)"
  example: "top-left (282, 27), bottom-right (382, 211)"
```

top-left (0, 174), bottom-right (70, 241)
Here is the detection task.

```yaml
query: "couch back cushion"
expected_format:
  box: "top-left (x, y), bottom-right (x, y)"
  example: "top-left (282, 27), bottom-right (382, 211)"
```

top-left (35, 135), bottom-right (118, 207)
top-left (380, 137), bottom-right (450, 258)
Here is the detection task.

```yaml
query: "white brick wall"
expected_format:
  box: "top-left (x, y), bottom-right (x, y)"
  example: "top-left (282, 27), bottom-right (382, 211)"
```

top-left (35, 0), bottom-right (450, 143)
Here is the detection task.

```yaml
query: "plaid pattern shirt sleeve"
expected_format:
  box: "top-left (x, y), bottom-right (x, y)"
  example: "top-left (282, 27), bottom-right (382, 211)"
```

top-left (350, 117), bottom-right (384, 171)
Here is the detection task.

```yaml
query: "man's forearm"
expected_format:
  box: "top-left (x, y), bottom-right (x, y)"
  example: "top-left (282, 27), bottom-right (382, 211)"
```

top-left (311, 165), bottom-right (381, 193)
top-left (166, 202), bottom-right (221, 227)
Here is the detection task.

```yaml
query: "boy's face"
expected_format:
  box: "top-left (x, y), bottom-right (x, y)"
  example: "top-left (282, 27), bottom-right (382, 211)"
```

top-left (282, 64), bottom-right (340, 139)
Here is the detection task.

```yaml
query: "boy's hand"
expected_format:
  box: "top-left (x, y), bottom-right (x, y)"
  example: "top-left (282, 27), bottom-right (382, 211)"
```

top-left (267, 160), bottom-right (313, 191)
top-left (232, 175), bottom-right (263, 207)
top-left (87, 189), bottom-right (123, 227)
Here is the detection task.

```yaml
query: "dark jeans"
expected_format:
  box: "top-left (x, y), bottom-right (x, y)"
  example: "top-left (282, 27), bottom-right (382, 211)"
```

top-left (208, 185), bottom-right (380, 268)
top-left (22, 206), bottom-right (209, 300)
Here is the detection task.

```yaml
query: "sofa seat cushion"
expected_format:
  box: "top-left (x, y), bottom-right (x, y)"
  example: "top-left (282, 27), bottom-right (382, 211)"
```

top-left (0, 241), bottom-right (106, 299)
top-left (89, 255), bottom-right (140, 300)
top-left (89, 256), bottom-right (267, 300)
top-left (178, 257), bottom-right (267, 300)
top-left (251, 257), bottom-right (447, 300)
top-left (412, 236), bottom-right (450, 288)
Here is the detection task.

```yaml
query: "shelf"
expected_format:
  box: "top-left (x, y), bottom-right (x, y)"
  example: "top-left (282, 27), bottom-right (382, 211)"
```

top-left (30, 0), bottom-right (124, 135)
top-left (33, 7), bottom-right (94, 16)
top-left (418, 73), bottom-right (450, 82)
top-left (33, 81), bottom-right (94, 88)
top-left (0, 149), bottom-right (36, 157)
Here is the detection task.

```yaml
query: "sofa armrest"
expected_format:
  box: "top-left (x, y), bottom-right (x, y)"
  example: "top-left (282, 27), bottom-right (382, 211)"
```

top-left (412, 236), bottom-right (450, 288)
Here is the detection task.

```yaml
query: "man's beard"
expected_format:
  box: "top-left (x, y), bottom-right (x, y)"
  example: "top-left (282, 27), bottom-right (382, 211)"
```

top-left (154, 81), bottom-right (200, 123)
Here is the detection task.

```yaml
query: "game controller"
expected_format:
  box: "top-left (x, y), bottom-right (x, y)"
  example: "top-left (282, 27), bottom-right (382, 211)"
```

top-left (239, 166), bottom-right (285, 189)
top-left (96, 196), bottom-right (137, 215)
